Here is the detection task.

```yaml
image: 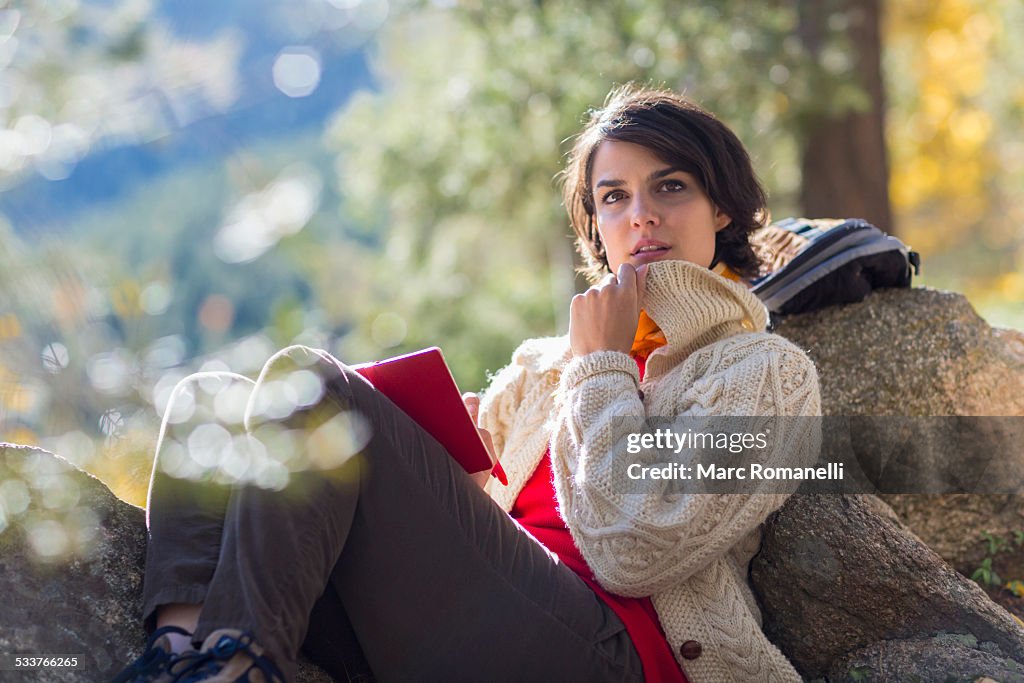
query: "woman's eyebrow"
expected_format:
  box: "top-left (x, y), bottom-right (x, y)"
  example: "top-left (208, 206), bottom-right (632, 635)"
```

top-left (650, 167), bottom-right (683, 181)
top-left (594, 167), bottom-right (683, 190)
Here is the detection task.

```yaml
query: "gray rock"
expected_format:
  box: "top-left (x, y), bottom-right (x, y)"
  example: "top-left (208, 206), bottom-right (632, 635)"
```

top-left (0, 443), bottom-right (146, 682)
top-left (825, 635), bottom-right (1024, 683)
top-left (774, 287), bottom-right (1024, 589)
top-left (880, 493), bottom-right (1024, 586)
top-left (751, 493), bottom-right (1024, 680)
top-left (759, 288), bottom-right (1024, 681)
top-left (0, 443), bottom-right (332, 682)
top-left (772, 287), bottom-right (1024, 417)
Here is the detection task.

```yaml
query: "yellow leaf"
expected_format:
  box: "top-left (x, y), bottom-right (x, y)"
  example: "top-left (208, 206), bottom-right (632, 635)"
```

top-left (1005, 579), bottom-right (1024, 598)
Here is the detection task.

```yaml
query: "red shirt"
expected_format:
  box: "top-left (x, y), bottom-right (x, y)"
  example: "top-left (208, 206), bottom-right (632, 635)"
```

top-left (510, 355), bottom-right (688, 682)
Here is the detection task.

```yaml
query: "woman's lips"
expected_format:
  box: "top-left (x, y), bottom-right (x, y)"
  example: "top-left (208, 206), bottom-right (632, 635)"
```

top-left (631, 246), bottom-right (672, 264)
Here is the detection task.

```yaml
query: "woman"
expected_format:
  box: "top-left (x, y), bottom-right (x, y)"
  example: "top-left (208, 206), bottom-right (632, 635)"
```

top-left (115, 84), bottom-right (820, 683)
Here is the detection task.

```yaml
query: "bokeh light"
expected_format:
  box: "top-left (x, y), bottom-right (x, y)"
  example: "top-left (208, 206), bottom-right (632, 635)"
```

top-left (40, 342), bottom-right (70, 373)
top-left (214, 164), bottom-right (323, 263)
top-left (273, 47), bottom-right (322, 98)
top-left (370, 312), bottom-right (407, 349)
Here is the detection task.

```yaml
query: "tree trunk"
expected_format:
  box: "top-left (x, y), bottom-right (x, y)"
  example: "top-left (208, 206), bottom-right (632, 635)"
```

top-left (798, 0), bottom-right (895, 234)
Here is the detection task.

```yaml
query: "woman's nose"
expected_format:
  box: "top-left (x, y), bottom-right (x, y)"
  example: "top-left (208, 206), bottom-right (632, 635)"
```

top-left (631, 195), bottom-right (660, 228)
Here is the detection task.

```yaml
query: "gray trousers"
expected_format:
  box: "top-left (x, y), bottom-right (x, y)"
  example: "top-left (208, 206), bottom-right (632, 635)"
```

top-left (141, 346), bottom-right (643, 682)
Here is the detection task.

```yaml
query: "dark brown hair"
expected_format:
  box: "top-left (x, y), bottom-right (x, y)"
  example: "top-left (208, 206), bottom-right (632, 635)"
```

top-left (560, 84), bottom-right (768, 283)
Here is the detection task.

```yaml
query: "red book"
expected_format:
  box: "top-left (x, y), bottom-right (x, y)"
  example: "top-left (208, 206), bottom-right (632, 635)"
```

top-left (352, 347), bottom-right (508, 485)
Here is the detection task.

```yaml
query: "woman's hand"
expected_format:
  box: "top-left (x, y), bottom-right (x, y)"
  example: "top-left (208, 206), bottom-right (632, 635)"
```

top-left (569, 263), bottom-right (648, 357)
top-left (462, 392), bottom-right (497, 489)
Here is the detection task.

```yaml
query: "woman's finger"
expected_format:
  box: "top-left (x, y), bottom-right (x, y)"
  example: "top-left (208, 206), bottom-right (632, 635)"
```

top-left (636, 263), bottom-right (649, 300)
top-left (462, 392), bottom-right (480, 422)
top-left (617, 262), bottom-right (637, 293)
top-left (478, 426), bottom-right (496, 462)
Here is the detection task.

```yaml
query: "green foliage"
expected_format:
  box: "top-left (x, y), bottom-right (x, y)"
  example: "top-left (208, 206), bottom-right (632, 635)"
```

top-left (0, 0), bottom-right (242, 187)
top-left (326, 0), bottom-right (865, 387)
top-left (970, 530), bottom-right (1024, 590)
top-left (0, 131), bottom-right (354, 502)
top-left (982, 530), bottom-right (1010, 556)
top-left (971, 557), bottom-right (1002, 588)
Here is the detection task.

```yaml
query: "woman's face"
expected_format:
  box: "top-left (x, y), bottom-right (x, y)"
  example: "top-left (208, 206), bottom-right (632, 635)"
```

top-left (590, 140), bottom-right (731, 273)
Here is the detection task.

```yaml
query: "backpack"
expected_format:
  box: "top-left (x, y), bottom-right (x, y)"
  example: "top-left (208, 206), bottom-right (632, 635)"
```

top-left (749, 217), bottom-right (921, 316)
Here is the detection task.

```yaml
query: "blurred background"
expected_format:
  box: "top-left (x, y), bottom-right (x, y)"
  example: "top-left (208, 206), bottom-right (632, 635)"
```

top-left (1, 0), bottom-right (1021, 509)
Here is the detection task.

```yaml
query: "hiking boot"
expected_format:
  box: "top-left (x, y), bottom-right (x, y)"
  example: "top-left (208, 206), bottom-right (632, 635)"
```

top-left (112, 625), bottom-right (195, 683)
top-left (170, 629), bottom-right (285, 682)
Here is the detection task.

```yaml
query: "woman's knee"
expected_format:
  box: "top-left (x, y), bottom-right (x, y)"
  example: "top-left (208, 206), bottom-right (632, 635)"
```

top-left (236, 346), bottom-right (379, 483)
top-left (155, 371), bottom-right (256, 455)
top-left (148, 371), bottom-right (258, 503)
top-left (160, 370), bottom-right (255, 423)
top-left (244, 345), bottom-right (360, 432)
top-left (153, 347), bottom-right (368, 487)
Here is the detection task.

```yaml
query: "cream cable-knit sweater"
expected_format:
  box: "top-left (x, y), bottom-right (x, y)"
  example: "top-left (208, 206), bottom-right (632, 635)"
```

top-left (479, 259), bottom-right (821, 683)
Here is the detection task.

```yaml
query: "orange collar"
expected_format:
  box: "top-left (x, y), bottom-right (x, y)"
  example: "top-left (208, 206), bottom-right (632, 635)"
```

top-left (631, 264), bottom-right (744, 360)
top-left (712, 262), bottom-right (744, 283)
top-left (631, 309), bottom-right (667, 360)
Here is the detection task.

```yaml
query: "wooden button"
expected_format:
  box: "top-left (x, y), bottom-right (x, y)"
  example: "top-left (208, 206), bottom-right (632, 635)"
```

top-left (741, 318), bottom-right (755, 331)
top-left (679, 640), bottom-right (702, 660)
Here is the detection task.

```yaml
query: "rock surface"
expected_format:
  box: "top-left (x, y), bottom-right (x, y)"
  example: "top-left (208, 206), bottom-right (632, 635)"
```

top-left (0, 443), bottom-right (146, 682)
top-left (0, 443), bottom-right (332, 682)
top-left (772, 287), bottom-right (1024, 417)
top-left (774, 287), bottom-right (1024, 591)
top-left (750, 494), bottom-right (1024, 681)
top-left (826, 635), bottom-right (1024, 683)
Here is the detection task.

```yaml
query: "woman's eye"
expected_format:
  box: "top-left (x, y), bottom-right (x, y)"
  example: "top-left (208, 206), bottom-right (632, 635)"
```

top-left (662, 180), bottom-right (686, 192)
top-left (602, 190), bottom-right (625, 204)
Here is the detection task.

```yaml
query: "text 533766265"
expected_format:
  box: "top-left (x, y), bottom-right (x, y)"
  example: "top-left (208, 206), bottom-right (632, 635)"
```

top-left (0, 654), bottom-right (82, 671)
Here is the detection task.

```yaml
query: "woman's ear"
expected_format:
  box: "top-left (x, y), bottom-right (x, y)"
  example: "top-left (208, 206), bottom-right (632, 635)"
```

top-left (714, 206), bottom-right (732, 231)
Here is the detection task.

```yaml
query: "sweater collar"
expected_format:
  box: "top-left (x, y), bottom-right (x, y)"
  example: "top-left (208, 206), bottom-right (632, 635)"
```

top-left (641, 259), bottom-right (768, 378)
top-left (512, 259), bottom-right (768, 378)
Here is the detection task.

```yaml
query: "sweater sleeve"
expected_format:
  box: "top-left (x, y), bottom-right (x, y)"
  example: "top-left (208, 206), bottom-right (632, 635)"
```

top-left (550, 339), bottom-right (821, 598)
